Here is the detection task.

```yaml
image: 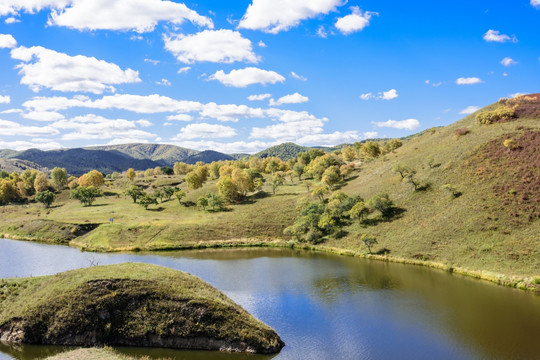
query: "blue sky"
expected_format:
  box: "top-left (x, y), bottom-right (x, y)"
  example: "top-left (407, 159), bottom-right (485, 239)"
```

top-left (0, 0), bottom-right (538, 153)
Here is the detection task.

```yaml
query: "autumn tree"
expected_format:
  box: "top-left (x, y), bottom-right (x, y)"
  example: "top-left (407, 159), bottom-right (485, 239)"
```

top-left (271, 172), bottom-right (285, 195)
top-left (33, 173), bottom-right (50, 192)
top-left (126, 168), bottom-right (136, 181)
top-left (79, 170), bottom-right (105, 188)
top-left (173, 162), bottom-right (190, 175)
top-left (0, 179), bottom-right (20, 205)
top-left (50, 167), bottom-right (68, 190)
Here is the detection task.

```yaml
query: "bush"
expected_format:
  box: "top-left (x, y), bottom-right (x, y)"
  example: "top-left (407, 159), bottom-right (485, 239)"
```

top-left (454, 128), bottom-right (470, 137)
top-left (367, 193), bottom-right (394, 218)
top-left (36, 190), bottom-right (55, 208)
top-left (503, 138), bottom-right (519, 150)
top-left (476, 106), bottom-right (515, 125)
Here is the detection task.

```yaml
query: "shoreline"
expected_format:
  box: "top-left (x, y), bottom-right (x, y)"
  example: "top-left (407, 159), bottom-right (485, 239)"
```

top-left (2, 232), bottom-right (538, 294)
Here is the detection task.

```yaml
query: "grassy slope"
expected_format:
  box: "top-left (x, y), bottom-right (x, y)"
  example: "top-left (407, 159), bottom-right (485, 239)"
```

top-left (0, 263), bottom-right (283, 353)
top-left (0, 98), bottom-right (538, 287)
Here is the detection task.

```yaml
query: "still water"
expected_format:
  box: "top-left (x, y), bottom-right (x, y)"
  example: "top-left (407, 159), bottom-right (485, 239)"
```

top-left (0, 238), bottom-right (538, 360)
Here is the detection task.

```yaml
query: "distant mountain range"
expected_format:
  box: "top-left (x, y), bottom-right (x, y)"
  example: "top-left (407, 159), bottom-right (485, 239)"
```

top-left (0, 142), bottom-right (340, 175)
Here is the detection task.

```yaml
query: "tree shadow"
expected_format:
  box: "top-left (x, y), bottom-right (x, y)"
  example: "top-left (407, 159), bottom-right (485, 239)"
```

top-left (362, 207), bottom-right (407, 226)
top-left (147, 207), bottom-right (165, 212)
top-left (415, 183), bottom-right (431, 192)
top-left (182, 201), bottom-right (196, 207)
top-left (374, 248), bottom-right (391, 255)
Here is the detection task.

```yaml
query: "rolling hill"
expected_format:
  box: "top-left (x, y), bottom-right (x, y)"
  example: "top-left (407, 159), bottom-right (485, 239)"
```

top-left (86, 143), bottom-right (198, 166)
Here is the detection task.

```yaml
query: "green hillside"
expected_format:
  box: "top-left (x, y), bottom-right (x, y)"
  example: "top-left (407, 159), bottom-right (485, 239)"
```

top-left (0, 263), bottom-right (284, 353)
top-left (86, 143), bottom-right (198, 166)
top-left (255, 142), bottom-right (311, 160)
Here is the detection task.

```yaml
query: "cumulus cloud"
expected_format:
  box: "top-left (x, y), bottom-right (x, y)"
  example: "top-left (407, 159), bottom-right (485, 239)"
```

top-left (208, 67), bottom-right (285, 87)
top-left (459, 106), bottom-right (480, 115)
top-left (501, 57), bottom-right (517, 67)
top-left (335, 7), bottom-right (377, 35)
top-left (247, 93), bottom-right (271, 101)
top-left (0, 95), bottom-right (10, 104)
top-left (5, 17), bottom-right (21, 24)
top-left (238, 0), bottom-right (344, 33)
top-left (167, 114), bottom-right (193, 122)
top-left (164, 30), bottom-right (259, 64)
top-left (177, 66), bottom-right (191, 74)
top-left (456, 77), bottom-right (483, 85)
top-left (156, 78), bottom-right (171, 86)
top-left (258, 40), bottom-right (266, 48)
top-left (269, 92), bottom-right (309, 106)
top-left (0, 0), bottom-right (213, 32)
top-left (0, 34), bottom-right (17, 48)
top-left (22, 111), bottom-right (65, 121)
top-left (372, 119), bottom-right (420, 131)
top-left (52, 114), bottom-right (155, 140)
top-left (483, 29), bottom-right (517, 43)
top-left (533, 0), bottom-right (540, 7)
top-left (297, 131), bottom-right (372, 146)
top-left (11, 46), bottom-right (140, 94)
top-left (291, 71), bottom-right (307, 81)
top-left (0, 140), bottom-right (61, 151)
top-left (0, 118), bottom-right (60, 137)
top-left (251, 109), bottom-right (327, 141)
top-left (360, 89), bottom-right (398, 100)
top-left (173, 123), bottom-right (237, 140)
top-left (200, 103), bottom-right (264, 122)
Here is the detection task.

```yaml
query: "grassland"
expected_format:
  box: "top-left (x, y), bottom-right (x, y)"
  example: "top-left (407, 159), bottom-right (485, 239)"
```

top-left (0, 263), bottom-right (284, 353)
top-left (0, 97), bottom-right (538, 291)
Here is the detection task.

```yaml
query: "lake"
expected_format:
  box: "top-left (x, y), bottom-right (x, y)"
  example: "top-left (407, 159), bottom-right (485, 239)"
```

top-left (0, 238), bottom-right (538, 359)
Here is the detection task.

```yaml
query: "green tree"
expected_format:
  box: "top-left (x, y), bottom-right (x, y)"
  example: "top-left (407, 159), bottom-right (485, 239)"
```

top-left (271, 173), bottom-right (285, 195)
top-left (321, 166), bottom-right (341, 190)
top-left (162, 186), bottom-right (177, 200)
top-left (35, 190), bottom-right (55, 208)
top-left (361, 141), bottom-right (381, 158)
top-left (384, 139), bottom-right (402, 153)
top-left (367, 193), bottom-right (394, 218)
top-left (174, 189), bottom-right (186, 204)
top-left (197, 196), bottom-right (209, 210)
top-left (153, 189), bottom-right (165, 203)
top-left (161, 166), bottom-right (174, 175)
top-left (293, 162), bottom-right (305, 181)
top-left (71, 186), bottom-right (103, 207)
top-left (50, 167), bottom-right (68, 190)
top-left (362, 235), bottom-right (378, 254)
top-left (206, 193), bottom-right (224, 211)
top-left (349, 201), bottom-right (369, 223)
top-left (20, 169), bottom-right (38, 195)
top-left (125, 185), bottom-right (144, 203)
top-left (139, 194), bottom-right (158, 210)
top-left (311, 185), bottom-right (328, 203)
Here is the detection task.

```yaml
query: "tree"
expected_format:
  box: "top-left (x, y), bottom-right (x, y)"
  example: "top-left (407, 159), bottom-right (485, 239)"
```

top-left (197, 196), bottom-right (209, 210)
top-left (232, 168), bottom-right (254, 198)
top-left (71, 186), bottom-right (103, 206)
top-left (0, 179), bottom-right (20, 205)
top-left (173, 162), bottom-right (190, 175)
top-left (125, 185), bottom-right (144, 203)
top-left (79, 170), bottom-right (105, 188)
top-left (33, 173), bottom-right (50, 192)
top-left (293, 162), bottom-right (305, 181)
top-left (20, 169), bottom-right (38, 195)
top-left (50, 167), bottom-right (68, 190)
top-left (362, 235), bottom-right (378, 254)
top-left (349, 201), bottom-right (369, 223)
top-left (162, 186), bottom-right (177, 200)
top-left (321, 166), bottom-right (341, 190)
top-left (153, 189), bottom-right (165, 203)
top-left (161, 166), bottom-right (174, 175)
top-left (271, 173), bottom-right (285, 195)
top-left (361, 141), bottom-right (381, 158)
top-left (144, 168), bottom-right (154, 178)
top-left (139, 194), bottom-right (158, 210)
top-left (304, 180), bottom-right (313, 193)
top-left (174, 189), bottom-right (186, 204)
top-left (206, 193), bottom-right (224, 211)
top-left (36, 190), bottom-right (55, 208)
top-left (126, 168), bottom-right (136, 181)
top-left (312, 186), bottom-right (328, 203)
top-left (367, 193), bottom-right (394, 218)
top-left (341, 146), bottom-right (357, 162)
top-left (384, 139), bottom-right (402, 153)
top-left (186, 167), bottom-right (208, 190)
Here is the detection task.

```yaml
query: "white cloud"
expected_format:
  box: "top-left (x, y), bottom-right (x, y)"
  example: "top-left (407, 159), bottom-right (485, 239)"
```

top-left (373, 119), bottom-right (420, 131)
top-left (22, 111), bottom-right (65, 121)
top-left (200, 103), bottom-right (264, 122)
top-left (360, 89), bottom-right (398, 100)
top-left (0, 34), bottom-right (17, 48)
top-left (0, 95), bottom-right (10, 104)
top-left (238, 0), bottom-right (344, 34)
top-left (156, 78), bottom-right (171, 86)
top-left (291, 71), bottom-right (307, 81)
top-left (136, 119), bottom-right (152, 127)
top-left (380, 89), bottom-right (398, 100)
top-left (0, 118), bottom-right (60, 137)
top-left (144, 58), bottom-right (159, 65)
top-left (177, 66), bottom-right (191, 74)
top-left (208, 67), bottom-right (285, 87)
top-left (251, 109), bottom-right (327, 141)
top-left (0, 1), bottom-right (70, 16)
top-left (456, 77), bottom-right (483, 85)
top-left (483, 29), bottom-right (517, 43)
top-left (167, 114), bottom-right (193, 122)
top-left (52, 114), bottom-right (155, 140)
top-left (360, 93), bottom-right (373, 100)
top-left (533, 0), bottom-right (540, 7)
top-left (258, 40), bottom-right (266, 48)
top-left (509, 92), bottom-right (527, 98)
top-left (269, 92), bottom-right (309, 106)
top-left (164, 30), bottom-right (259, 64)
top-left (501, 57), bottom-right (517, 67)
top-left (0, 109), bottom-right (22, 114)
top-left (247, 93), bottom-right (271, 101)
top-left (297, 131), bottom-right (368, 146)
top-left (317, 25), bottom-right (328, 38)
top-left (173, 123), bottom-right (237, 140)
top-left (5, 17), bottom-right (21, 24)
top-left (11, 46), bottom-right (140, 94)
top-left (459, 106), bottom-right (480, 115)
top-left (48, 0), bottom-right (213, 32)
top-left (335, 7), bottom-right (377, 35)
top-left (0, 139), bottom-right (62, 151)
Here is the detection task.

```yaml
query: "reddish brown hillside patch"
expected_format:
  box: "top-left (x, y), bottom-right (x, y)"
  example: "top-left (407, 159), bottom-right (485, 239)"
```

top-left (513, 93), bottom-right (540, 119)
top-left (468, 130), bottom-right (540, 222)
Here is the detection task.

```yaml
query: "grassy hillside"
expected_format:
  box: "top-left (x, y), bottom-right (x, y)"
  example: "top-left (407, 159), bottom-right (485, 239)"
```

top-left (0, 158), bottom-right (48, 173)
top-left (184, 150), bottom-right (235, 164)
top-left (0, 263), bottom-right (284, 353)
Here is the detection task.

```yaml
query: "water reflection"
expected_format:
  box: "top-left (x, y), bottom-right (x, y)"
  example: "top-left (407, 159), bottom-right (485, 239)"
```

top-left (0, 239), bottom-right (539, 360)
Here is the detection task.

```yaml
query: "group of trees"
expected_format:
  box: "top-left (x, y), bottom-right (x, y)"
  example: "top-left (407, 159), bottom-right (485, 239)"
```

top-left (284, 190), bottom-right (395, 246)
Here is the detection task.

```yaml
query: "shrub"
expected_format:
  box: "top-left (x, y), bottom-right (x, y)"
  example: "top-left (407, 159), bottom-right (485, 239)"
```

top-left (367, 193), bottom-right (394, 218)
top-left (454, 128), bottom-right (470, 137)
top-left (35, 190), bottom-right (55, 208)
top-left (476, 106), bottom-right (515, 125)
top-left (503, 138), bottom-right (519, 150)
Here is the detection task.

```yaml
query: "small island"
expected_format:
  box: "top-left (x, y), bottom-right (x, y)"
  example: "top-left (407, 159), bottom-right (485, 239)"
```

top-left (0, 263), bottom-right (284, 354)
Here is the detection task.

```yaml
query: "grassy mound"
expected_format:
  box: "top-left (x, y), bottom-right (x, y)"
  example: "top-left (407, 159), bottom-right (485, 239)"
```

top-left (0, 263), bottom-right (284, 354)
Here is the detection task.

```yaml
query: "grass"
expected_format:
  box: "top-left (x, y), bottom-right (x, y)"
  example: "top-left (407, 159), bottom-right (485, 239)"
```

top-left (44, 347), bottom-right (135, 360)
top-left (0, 96), bottom-right (538, 292)
top-left (0, 263), bottom-right (284, 354)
